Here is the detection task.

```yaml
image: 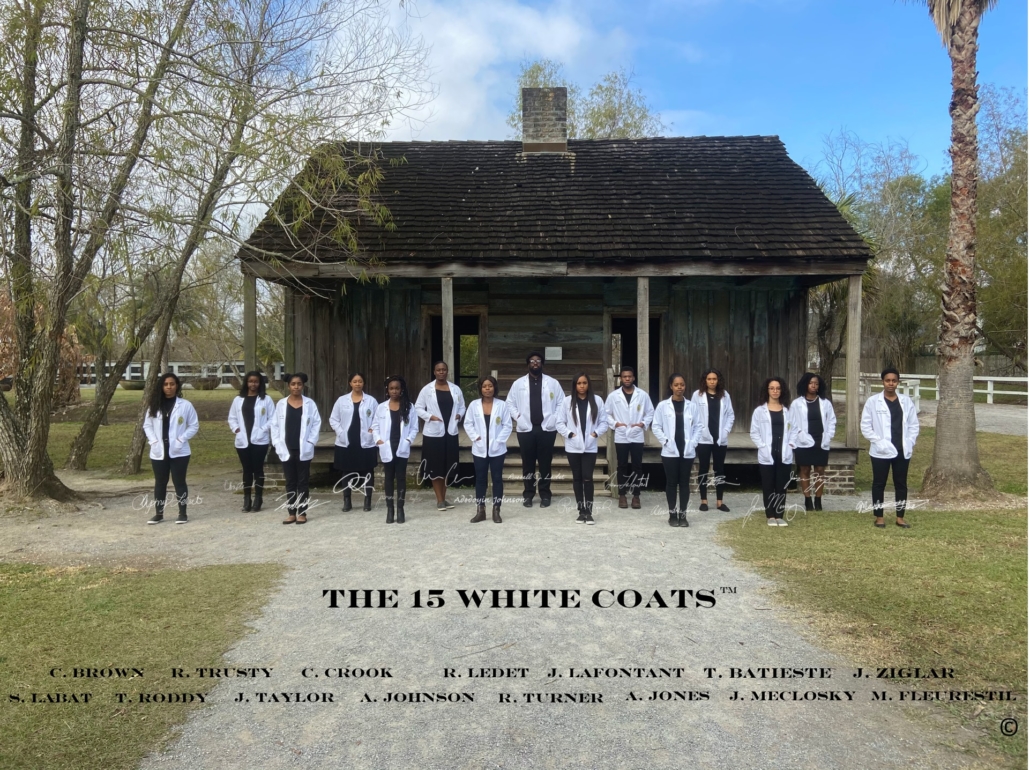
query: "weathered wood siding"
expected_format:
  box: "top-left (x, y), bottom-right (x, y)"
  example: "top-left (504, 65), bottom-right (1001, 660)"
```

top-left (662, 285), bottom-right (807, 431)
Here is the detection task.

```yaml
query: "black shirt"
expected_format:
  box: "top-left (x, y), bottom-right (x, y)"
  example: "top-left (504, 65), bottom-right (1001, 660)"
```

top-left (673, 399), bottom-right (686, 456)
top-left (886, 396), bottom-right (904, 453)
top-left (437, 388), bottom-right (454, 429)
top-left (347, 399), bottom-right (362, 447)
top-left (529, 375), bottom-right (543, 427)
top-left (161, 397), bottom-right (175, 447)
top-left (576, 397), bottom-right (590, 434)
top-left (770, 409), bottom-right (784, 463)
top-left (806, 398), bottom-right (823, 440)
top-left (706, 392), bottom-right (720, 442)
top-left (389, 408), bottom-right (402, 455)
top-left (242, 396), bottom-right (257, 444)
top-left (623, 388), bottom-right (633, 404)
top-left (285, 402), bottom-right (302, 457)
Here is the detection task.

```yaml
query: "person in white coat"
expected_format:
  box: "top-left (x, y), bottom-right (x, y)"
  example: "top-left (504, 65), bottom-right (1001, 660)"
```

top-left (750, 376), bottom-right (800, 526)
top-left (270, 372), bottom-right (322, 524)
top-left (415, 361), bottom-right (467, 511)
top-left (652, 373), bottom-right (703, 528)
top-left (329, 373), bottom-right (379, 512)
top-left (228, 371), bottom-right (276, 513)
top-left (144, 373), bottom-right (199, 524)
top-left (790, 373), bottom-right (837, 512)
top-left (372, 376), bottom-right (419, 524)
top-left (556, 373), bottom-right (609, 525)
top-left (506, 351), bottom-right (565, 508)
top-left (463, 376), bottom-right (513, 524)
top-left (604, 366), bottom-right (655, 509)
top-left (691, 368), bottom-right (735, 513)
top-left (860, 367), bottom-right (920, 529)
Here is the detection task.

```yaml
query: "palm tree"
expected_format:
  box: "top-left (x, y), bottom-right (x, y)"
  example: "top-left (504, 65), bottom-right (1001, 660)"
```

top-left (915, 0), bottom-right (996, 496)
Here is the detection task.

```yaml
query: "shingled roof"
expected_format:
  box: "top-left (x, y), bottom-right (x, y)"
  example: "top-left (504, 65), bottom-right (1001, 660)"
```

top-left (240, 136), bottom-right (871, 268)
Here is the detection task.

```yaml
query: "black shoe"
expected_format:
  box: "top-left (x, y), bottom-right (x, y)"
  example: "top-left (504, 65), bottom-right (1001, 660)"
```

top-left (363, 491), bottom-right (373, 512)
top-left (717, 503), bottom-right (730, 512)
top-left (584, 513), bottom-right (595, 525)
top-left (523, 497), bottom-right (533, 508)
top-left (814, 497), bottom-right (823, 511)
top-left (175, 506), bottom-right (188, 524)
top-left (896, 520), bottom-right (911, 529)
top-left (147, 502), bottom-right (164, 525)
top-left (699, 502), bottom-right (709, 512)
top-left (397, 495), bottom-right (406, 524)
top-left (679, 511), bottom-right (689, 527)
top-left (668, 511), bottom-right (678, 527)
top-left (342, 489), bottom-right (353, 512)
top-left (576, 504), bottom-right (587, 524)
top-left (252, 490), bottom-right (263, 512)
top-left (804, 496), bottom-right (814, 511)
top-left (471, 503), bottom-right (487, 523)
top-left (386, 499), bottom-right (395, 524)
top-left (243, 491), bottom-right (252, 512)
top-left (540, 498), bottom-right (551, 508)
top-left (492, 504), bottom-right (502, 523)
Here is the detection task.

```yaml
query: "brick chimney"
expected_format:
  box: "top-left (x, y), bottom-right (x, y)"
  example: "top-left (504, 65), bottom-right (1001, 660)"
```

top-left (522, 87), bottom-right (567, 153)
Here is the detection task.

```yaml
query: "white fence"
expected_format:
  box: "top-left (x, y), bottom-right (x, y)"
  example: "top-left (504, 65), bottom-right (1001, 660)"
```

top-left (832, 372), bottom-right (1028, 409)
top-left (78, 361), bottom-right (286, 386)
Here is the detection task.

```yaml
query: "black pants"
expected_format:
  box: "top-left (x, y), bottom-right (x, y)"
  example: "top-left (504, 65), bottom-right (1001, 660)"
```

top-left (282, 456), bottom-right (311, 514)
top-left (696, 443), bottom-right (727, 500)
top-left (473, 454), bottom-right (505, 505)
top-left (662, 456), bottom-right (694, 512)
top-left (615, 442), bottom-right (645, 496)
top-left (517, 426), bottom-right (557, 500)
top-left (383, 457), bottom-right (408, 498)
top-left (567, 452), bottom-right (598, 507)
top-left (759, 460), bottom-right (791, 519)
top-left (236, 444), bottom-right (269, 493)
top-left (870, 455), bottom-right (911, 517)
top-left (152, 455), bottom-right (190, 509)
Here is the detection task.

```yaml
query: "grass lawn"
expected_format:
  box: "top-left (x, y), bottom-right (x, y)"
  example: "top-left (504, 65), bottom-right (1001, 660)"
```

top-left (0, 562), bottom-right (283, 770)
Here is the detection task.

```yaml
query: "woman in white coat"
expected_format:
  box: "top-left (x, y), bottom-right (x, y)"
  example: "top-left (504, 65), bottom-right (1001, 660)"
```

top-left (750, 376), bottom-right (799, 526)
top-left (691, 368), bottom-right (735, 512)
top-left (556, 373), bottom-right (609, 525)
top-left (415, 361), bottom-right (467, 511)
top-left (228, 371), bottom-right (276, 512)
top-left (860, 367), bottom-right (920, 529)
top-left (463, 376), bottom-right (513, 524)
top-left (270, 372), bottom-right (322, 524)
top-left (329, 373), bottom-right (379, 512)
top-left (144, 373), bottom-right (200, 524)
top-left (372, 376), bottom-right (419, 524)
top-left (652, 373), bottom-right (703, 528)
top-left (790, 373), bottom-right (837, 512)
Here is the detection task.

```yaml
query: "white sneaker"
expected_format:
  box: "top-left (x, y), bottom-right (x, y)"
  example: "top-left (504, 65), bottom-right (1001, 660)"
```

top-left (777, 519), bottom-right (788, 527)
top-left (767, 519), bottom-right (778, 527)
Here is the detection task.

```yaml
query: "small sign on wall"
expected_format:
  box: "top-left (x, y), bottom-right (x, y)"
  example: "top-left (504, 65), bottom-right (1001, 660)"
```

top-left (544, 347), bottom-right (563, 361)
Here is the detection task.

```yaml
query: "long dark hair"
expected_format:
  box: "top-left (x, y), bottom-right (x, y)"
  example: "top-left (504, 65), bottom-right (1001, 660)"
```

top-left (385, 375), bottom-right (411, 421)
top-left (796, 372), bottom-right (826, 399)
top-left (569, 373), bottom-right (598, 426)
top-left (238, 370), bottom-right (266, 398)
top-left (149, 373), bottom-right (182, 417)
top-left (697, 368), bottom-right (725, 399)
top-left (758, 376), bottom-right (790, 407)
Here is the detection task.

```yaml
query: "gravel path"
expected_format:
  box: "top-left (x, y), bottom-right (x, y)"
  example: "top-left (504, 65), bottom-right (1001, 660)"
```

top-left (917, 401), bottom-right (1027, 436)
top-left (1, 476), bottom-right (984, 770)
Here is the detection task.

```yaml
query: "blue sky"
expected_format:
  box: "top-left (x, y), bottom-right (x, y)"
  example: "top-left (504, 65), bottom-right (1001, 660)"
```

top-left (385, 0), bottom-right (1028, 177)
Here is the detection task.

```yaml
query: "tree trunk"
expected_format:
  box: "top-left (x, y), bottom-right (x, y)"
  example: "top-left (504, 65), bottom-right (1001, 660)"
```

top-left (123, 303), bottom-right (176, 475)
top-left (921, 0), bottom-right (993, 497)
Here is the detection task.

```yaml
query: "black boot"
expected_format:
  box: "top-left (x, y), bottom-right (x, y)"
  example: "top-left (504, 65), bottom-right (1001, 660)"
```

top-left (148, 501), bottom-right (164, 525)
top-left (386, 498), bottom-right (395, 524)
top-left (668, 510), bottom-right (678, 527)
top-left (176, 503), bottom-right (188, 524)
top-left (804, 496), bottom-right (814, 511)
top-left (471, 503), bottom-right (487, 523)
top-left (363, 486), bottom-right (373, 511)
top-left (342, 488), bottom-right (352, 512)
top-left (397, 493), bottom-right (406, 524)
top-left (243, 489), bottom-right (252, 512)
top-left (679, 510), bottom-right (689, 527)
top-left (492, 503), bottom-right (502, 523)
top-left (814, 496), bottom-right (823, 511)
top-left (575, 502), bottom-right (587, 524)
top-left (252, 487), bottom-right (263, 512)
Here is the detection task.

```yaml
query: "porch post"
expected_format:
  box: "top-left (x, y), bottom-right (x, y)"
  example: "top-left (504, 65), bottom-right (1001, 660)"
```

top-left (846, 274), bottom-right (862, 448)
top-left (284, 287), bottom-right (296, 375)
top-left (637, 277), bottom-right (650, 400)
top-left (243, 271), bottom-right (257, 372)
top-left (442, 277), bottom-right (455, 378)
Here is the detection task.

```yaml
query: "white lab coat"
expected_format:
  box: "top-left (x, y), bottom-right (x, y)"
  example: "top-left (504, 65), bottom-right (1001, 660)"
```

top-left (860, 392), bottom-right (920, 459)
top-left (690, 390), bottom-right (735, 446)
top-left (505, 373), bottom-right (565, 433)
top-left (604, 387), bottom-right (655, 444)
top-left (790, 396), bottom-right (837, 452)
top-left (463, 399), bottom-right (514, 458)
top-left (227, 395), bottom-right (276, 448)
top-left (329, 393), bottom-right (379, 449)
top-left (651, 398), bottom-right (703, 459)
top-left (371, 401), bottom-right (420, 463)
top-left (749, 404), bottom-right (800, 465)
top-left (415, 381), bottom-right (466, 438)
top-left (270, 395), bottom-right (322, 462)
top-left (143, 398), bottom-right (200, 460)
top-left (556, 395), bottom-right (609, 454)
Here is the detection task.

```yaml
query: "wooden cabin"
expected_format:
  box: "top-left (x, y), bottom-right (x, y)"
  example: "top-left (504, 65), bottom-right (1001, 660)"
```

top-left (239, 88), bottom-right (871, 492)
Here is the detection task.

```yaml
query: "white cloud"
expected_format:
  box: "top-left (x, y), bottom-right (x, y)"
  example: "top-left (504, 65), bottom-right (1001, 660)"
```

top-left (384, 0), bottom-right (634, 141)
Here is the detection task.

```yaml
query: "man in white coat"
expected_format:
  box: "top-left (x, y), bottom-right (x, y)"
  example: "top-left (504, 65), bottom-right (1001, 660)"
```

top-left (505, 351), bottom-right (566, 507)
top-left (604, 366), bottom-right (655, 509)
